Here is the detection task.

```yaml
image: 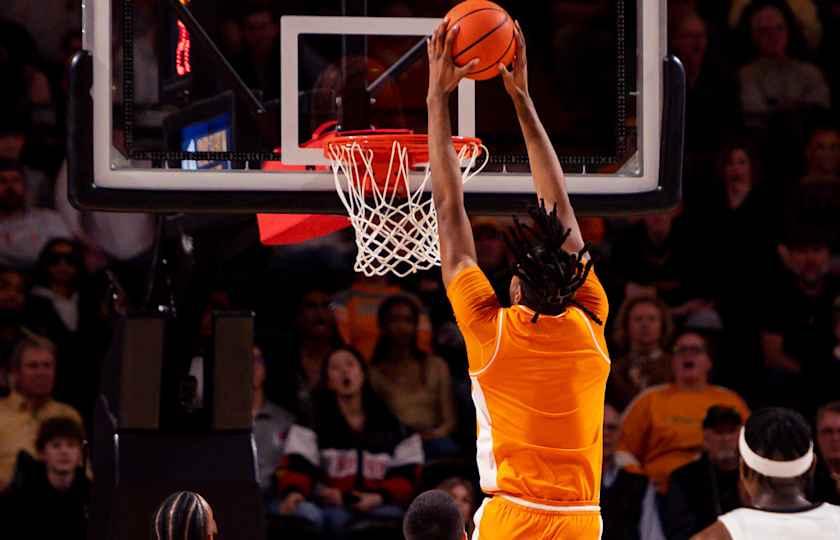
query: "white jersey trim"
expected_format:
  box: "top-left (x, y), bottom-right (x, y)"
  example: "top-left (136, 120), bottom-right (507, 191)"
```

top-left (500, 494), bottom-right (601, 513)
top-left (469, 308), bottom-right (505, 377)
top-left (577, 308), bottom-right (611, 366)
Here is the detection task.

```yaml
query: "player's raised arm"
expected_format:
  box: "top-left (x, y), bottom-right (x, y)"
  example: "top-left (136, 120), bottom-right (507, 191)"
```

top-left (427, 21), bottom-right (480, 285)
top-left (499, 23), bottom-right (585, 254)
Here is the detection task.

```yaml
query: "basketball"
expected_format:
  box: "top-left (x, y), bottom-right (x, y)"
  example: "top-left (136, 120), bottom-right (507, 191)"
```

top-left (445, 0), bottom-right (517, 81)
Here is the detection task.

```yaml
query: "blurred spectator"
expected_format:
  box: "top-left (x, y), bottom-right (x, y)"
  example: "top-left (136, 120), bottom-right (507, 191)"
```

top-left (269, 288), bottom-right (342, 421)
top-left (5, 417), bottom-right (89, 540)
top-left (53, 162), bottom-right (156, 302)
top-left (0, 160), bottom-right (72, 269)
top-left (760, 226), bottom-right (838, 413)
top-left (5, 0), bottom-right (82, 64)
top-left (252, 345), bottom-right (294, 494)
top-left (0, 334), bottom-right (81, 489)
top-left (814, 401), bottom-right (840, 504)
top-left (472, 219), bottom-right (512, 304)
top-left (370, 296), bottom-right (458, 460)
top-left (664, 406), bottom-right (744, 539)
top-left (698, 143), bottom-right (777, 394)
top-left (25, 238), bottom-right (105, 419)
top-left (333, 276), bottom-right (432, 361)
top-left (601, 402), bottom-right (664, 540)
top-left (0, 19), bottom-right (53, 123)
top-left (0, 124), bottom-right (51, 207)
top-left (276, 347), bottom-right (422, 536)
top-left (436, 477), bottom-right (476, 537)
top-left (232, 1), bottom-right (282, 100)
top-left (0, 267), bottom-right (27, 392)
top-left (738, 2), bottom-right (830, 131)
top-left (729, 0), bottom-right (822, 51)
top-left (609, 210), bottom-right (716, 325)
top-left (801, 125), bottom-right (840, 184)
top-left (669, 11), bottom-right (739, 171)
top-left (617, 330), bottom-right (750, 492)
top-left (153, 491), bottom-right (218, 540)
top-left (607, 295), bottom-right (673, 410)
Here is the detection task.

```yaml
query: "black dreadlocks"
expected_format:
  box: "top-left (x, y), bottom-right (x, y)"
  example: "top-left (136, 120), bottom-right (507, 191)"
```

top-left (504, 201), bottom-right (602, 325)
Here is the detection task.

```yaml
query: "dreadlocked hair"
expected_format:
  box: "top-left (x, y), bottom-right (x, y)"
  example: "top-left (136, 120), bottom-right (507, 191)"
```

top-left (505, 201), bottom-right (602, 325)
top-left (153, 491), bottom-right (213, 540)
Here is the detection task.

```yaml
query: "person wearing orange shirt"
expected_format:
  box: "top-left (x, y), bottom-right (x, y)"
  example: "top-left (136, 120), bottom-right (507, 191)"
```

top-left (616, 329), bottom-right (750, 493)
top-left (427, 21), bottom-right (610, 539)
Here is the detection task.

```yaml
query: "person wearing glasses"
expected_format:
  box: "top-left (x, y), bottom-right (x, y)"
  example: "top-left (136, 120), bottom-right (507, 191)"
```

top-left (616, 329), bottom-right (750, 494)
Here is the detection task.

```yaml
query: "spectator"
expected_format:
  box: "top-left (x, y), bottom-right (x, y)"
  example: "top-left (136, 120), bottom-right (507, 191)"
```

top-left (814, 401), bottom-right (840, 504)
top-left (664, 406), bottom-right (744, 539)
top-left (436, 477), bottom-right (476, 537)
top-left (793, 127), bottom-right (840, 246)
top-left (252, 345), bottom-right (294, 494)
top-left (601, 402), bottom-right (664, 540)
top-left (609, 210), bottom-right (716, 324)
top-left (5, 417), bottom-right (90, 540)
top-left (607, 295), bottom-right (673, 409)
top-left (669, 10), bottom-right (739, 176)
top-left (53, 162), bottom-right (156, 301)
top-left (232, 1), bottom-right (282, 101)
top-left (472, 218), bottom-right (512, 304)
top-left (0, 124), bottom-right (52, 207)
top-left (0, 160), bottom-right (72, 269)
top-left (370, 296), bottom-right (458, 460)
top-left (0, 334), bottom-right (82, 489)
top-left (0, 20), bottom-right (53, 126)
top-left (403, 490), bottom-right (466, 540)
top-left (760, 226), bottom-right (838, 413)
top-left (729, 0), bottom-right (823, 51)
top-left (25, 238), bottom-right (104, 419)
top-left (153, 491), bottom-right (218, 540)
top-left (5, 0), bottom-right (82, 64)
top-left (333, 276), bottom-right (433, 361)
top-left (276, 347), bottom-right (423, 537)
top-left (738, 2), bottom-right (830, 131)
top-left (801, 125), bottom-right (840, 184)
top-left (269, 288), bottom-right (342, 421)
top-left (0, 267), bottom-right (27, 392)
top-left (697, 143), bottom-right (776, 395)
top-left (617, 330), bottom-right (750, 492)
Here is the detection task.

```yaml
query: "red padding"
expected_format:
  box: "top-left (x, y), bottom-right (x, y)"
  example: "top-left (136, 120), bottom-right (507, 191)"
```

top-left (257, 213), bottom-right (349, 245)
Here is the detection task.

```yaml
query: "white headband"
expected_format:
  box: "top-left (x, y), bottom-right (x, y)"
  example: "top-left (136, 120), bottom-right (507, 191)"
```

top-left (739, 427), bottom-right (814, 478)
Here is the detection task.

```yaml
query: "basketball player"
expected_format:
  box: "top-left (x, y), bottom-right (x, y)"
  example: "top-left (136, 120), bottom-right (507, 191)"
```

top-left (693, 408), bottom-right (840, 540)
top-left (427, 19), bottom-right (609, 540)
top-left (153, 491), bottom-right (218, 540)
top-left (404, 490), bottom-right (468, 540)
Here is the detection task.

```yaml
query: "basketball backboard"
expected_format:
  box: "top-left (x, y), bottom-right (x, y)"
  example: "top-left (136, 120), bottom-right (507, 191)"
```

top-left (68, 0), bottom-right (683, 215)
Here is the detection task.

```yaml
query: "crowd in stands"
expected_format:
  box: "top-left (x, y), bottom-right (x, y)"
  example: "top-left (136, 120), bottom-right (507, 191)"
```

top-left (0, 0), bottom-right (839, 539)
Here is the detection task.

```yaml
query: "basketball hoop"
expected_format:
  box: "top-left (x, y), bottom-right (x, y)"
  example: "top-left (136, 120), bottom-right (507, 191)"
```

top-left (324, 132), bottom-right (487, 277)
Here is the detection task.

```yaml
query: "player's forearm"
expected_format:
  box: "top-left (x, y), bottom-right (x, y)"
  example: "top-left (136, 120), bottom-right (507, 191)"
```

top-left (427, 95), bottom-right (464, 210)
top-left (512, 95), bottom-right (570, 210)
top-left (512, 95), bottom-right (583, 251)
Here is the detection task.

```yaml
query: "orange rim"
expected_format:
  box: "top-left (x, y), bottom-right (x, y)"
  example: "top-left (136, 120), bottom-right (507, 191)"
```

top-left (323, 133), bottom-right (483, 166)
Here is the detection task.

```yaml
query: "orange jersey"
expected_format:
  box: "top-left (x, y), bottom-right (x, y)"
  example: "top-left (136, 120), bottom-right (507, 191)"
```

top-left (616, 384), bottom-right (750, 492)
top-left (447, 265), bottom-right (610, 508)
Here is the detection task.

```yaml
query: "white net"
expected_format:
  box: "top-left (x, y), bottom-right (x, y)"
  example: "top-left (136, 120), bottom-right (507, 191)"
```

top-left (327, 138), bottom-right (488, 277)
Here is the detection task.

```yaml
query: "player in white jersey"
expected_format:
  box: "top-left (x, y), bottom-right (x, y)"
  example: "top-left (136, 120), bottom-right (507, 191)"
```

top-left (693, 407), bottom-right (840, 540)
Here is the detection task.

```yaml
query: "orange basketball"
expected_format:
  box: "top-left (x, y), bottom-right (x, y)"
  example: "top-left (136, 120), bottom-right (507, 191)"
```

top-left (445, 0), bottom-right (517, 81)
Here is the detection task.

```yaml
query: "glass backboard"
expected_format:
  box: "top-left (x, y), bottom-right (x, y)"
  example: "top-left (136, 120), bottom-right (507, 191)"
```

top-left (68, 0), bottom-right (683, 214)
